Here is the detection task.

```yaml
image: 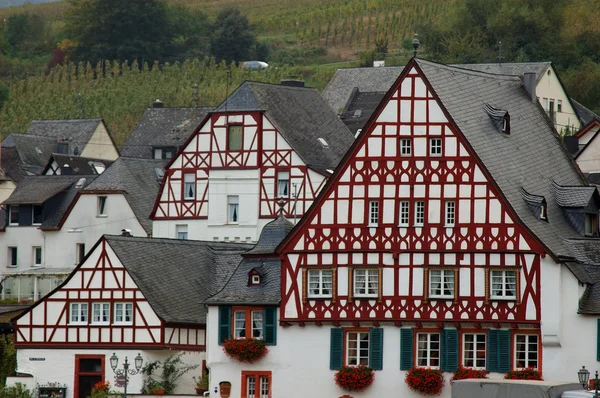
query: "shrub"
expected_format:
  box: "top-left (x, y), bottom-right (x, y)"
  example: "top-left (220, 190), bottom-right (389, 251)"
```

top-left (450, 366), bottom-right (489, 384)
top-left (334, 365), bottom-right (374, 392)
top-left (0, 384), bottom-right (32, 398)
top-left (504, 368), bottom-right (543, 381)
top-left (405, 367), bottom-right (445, 396)
top-left (222, 338), bottom-right (268, 363)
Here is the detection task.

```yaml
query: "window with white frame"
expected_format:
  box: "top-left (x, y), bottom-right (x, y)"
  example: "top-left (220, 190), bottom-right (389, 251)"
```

top-left (445, 201), bottom-right (455, 226)
top-left (8, 206), bottom-right (19, 225)
top-left (32, 205), bottom-right (43, 225)
top-left (346, 331), bottom-right (370, 366)
top-left (400, 138), bottom-right (412, 156)
top-left (277, 171), bottom-right (290, 197)
top-left (114, 303), bottom-right (133, 324)
top-left (70, 302), bottom-right (88, 324)
top-left (91, 303), bottom-right (110, 324)
top-left (490, 270), bottom-right (517, 300)
top-left (463, 333), bottom-right (486, 368)
top-left (417, 333), bottom-right (440, 368)
top-left (233, 309), bottom-right (263, 339)
top-left (176, 224), bottom-right (188, 240)
top-left (399, 201), bottom-right (410, 226)
top-left (368, 201), bottom-right (379, 226)
top-left (353, 269), bottom-right (379, 298)
top-left (243, 372), bottom-right (270, 398)
top-left (32, 246), bottom-right (42, 267)
top-left (429, 138), bottom-right (442, 156)
top-left (183, 173), bottom-right (195, 200)
top-left (307, 269), bottom-right (333, 298)
top-left (429, 269), bottom-right (455, 299)
top-left (585, 213), bottom-right (597, 236)
top-left (228, 195), bottom-right (239, 223)
top-left (557, 99), bottom-right (563, 113)
top-left (97, 196), bottom-right (107, 216)
top-left (415, 201), bottom-right (425, 226)
top-left (515, 334), bottom-right (538, 369)
top-left (8, 247), bottom-right (17, 267)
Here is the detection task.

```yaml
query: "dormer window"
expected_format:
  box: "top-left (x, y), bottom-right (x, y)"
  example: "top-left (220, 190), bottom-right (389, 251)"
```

top-left (9, 206), bottom-right (19, 225)
top-left (249, 271), bottom-right (261, 286)
top-left (502, 114), bottom-right (510, 134)
top-left (585, 213), bottom-right (598, 236)
top-left (539, 201), bottom-right (547, 221)
top-left (318, 138), bottom-right (329, 148)
top-left (484, 103), bottom-right (510, 135)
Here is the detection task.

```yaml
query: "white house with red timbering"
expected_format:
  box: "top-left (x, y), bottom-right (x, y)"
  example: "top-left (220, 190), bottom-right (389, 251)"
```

top-left (203, 58), bottom-right (600, 398)
top-left (150, 81), bottom-right (354, 243)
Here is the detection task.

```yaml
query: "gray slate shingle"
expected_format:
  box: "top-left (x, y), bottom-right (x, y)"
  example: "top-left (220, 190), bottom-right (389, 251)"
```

top-left (43, 154), bottom-right (113, 175)
top-left (551, 181), bottom-right (597, 208)
top-left (2, 133), bottom-right (60, 177)
top-left (340, 91), bottom-right (386, 135)
top-left (572, 99), bottom-right (600, 126)
top-left (3, 175), bottom-right (87, 205)
top-left (27, 118), bottom-right (103, 152)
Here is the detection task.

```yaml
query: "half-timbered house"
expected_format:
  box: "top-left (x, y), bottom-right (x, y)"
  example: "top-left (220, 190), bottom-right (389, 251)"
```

top-left (150, 81), bottom-right (355, 243)
top-left (205, 58), bottom-right (600, 398)
top-left (13, 234), bottom-right (252, 398)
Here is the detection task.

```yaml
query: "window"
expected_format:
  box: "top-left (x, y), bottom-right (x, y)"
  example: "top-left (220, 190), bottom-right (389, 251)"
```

top-left (9, 206), bottom-right (19, 225)
top-left (76, 243), bottom-right (86, 264)
top-left (228, 196), bottom-right (239, 223)
top-left (183, 173), bottom-right (195, 200)
top-left (70, 303), bottom-right (88, 324)
top-left (368, 201), bottom-right (379, 226)
top-left (90, 162), bottom-right (105, 174)
top-left (277, 171), bottom-right (290, 197)
top-left (241, 371), bottom-right (271, 398)
top-left (549, 99), bottom-right (555, 112)
top-left (91, 303), bottom-right (110, 324)
top-left (307, 269), bottom-right (333, 298)
top-left (97, 196), bottom-right (107, 216)
top-left (515, 334), bottom-right (538, 369)
top-left (153, 148), bottom-right (162, 159)
top-left (540, 202), bottom-right (547, 221)
top-left (445, 201), bottom-right (455, 226)
top-left (233, 309), bottom-right (264, 339)
top-left (429, 269), bottom-right (455, 299)
top-left (463, 333), bottom-right (486, 368)
top-left (415, 201), bottom-right (425, 226)
top-left (353, 269), bottom-right (379, 298)
top-left (429, 138), bottom-right (442, 156)
top-left (32, 205), bottom-right (43, 225)
top-left (543, 98), bottom-right (548, 110)
top-left (250, 274), bottom-right (261, 285)
top-left (400, 139), bottom-right (412, 156)
top-left (585, 213), bottom-right (597, 236)
top-left (8, 247), bottom-right (17, 267)
top-left (32, 246), bottom-right (42, 267)
top-left (228, 125), bottom-right (243, 151)
top-left (114, 303), bottom-right (133, 324)
top-left (346, 331), bottom-right (369, 366)
top-left (490, 270), bottom-right (517, 300)
top-left (417, 333), bottom-right (440, 368)
top-left (557, 99), bottom-right (562, 113)
top-left (176, 225), bottom-right (188, 240)
top-left (399, 201), bottom-right (410, 226)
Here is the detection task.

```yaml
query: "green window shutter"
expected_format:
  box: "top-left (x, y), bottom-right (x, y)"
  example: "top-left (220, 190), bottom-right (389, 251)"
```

top-left (498, 330), bottom-right (510, 372)
top-left (597, 319), bottom-right (600, 361)
top-left (369, 328), bottom-right (384, 370)
top-left (441, 329), bottom-right (459, 372)
top-left (263, 307), bottom-right (277, 345)
top-left (330, 328), bottom-right (344, 370)
top-left (218, 305), bottom-right (231, 345)
top-left (400, 328), bottom-right (414, 370)
top-left (487, 330), bottom-right (498, 372)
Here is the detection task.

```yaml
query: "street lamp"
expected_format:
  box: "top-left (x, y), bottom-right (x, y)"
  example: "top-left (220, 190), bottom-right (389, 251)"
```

top-left (578, 366), bottom-right (599, 397)
top-left (110, 353), bottom-right (143, 398)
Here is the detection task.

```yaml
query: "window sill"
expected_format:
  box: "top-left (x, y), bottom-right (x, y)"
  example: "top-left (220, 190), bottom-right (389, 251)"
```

top-left (32, 223), bottom-right (42, 226)
top-left (90, 322), bottom-right (110, 326)
top-left (306, 296), bottom-right (333, 300)
top-left (367, 224), bottom-right (378, 228)
top-left (68, 322), bottom-right (88, 326)
top-left (113, 322), bottom-right (133, 326)
top-left (429, 296), bottom-right (455, 300)
top-left (183, 198), bottom-right (195, 201)
top-left (96, 215), bottom-right (108, 218)
top-left (353, 295), bottom-right (380, 299)
top-left (414, 224), bottom-right (424, 228)
top-left (489, 297), bottom-right (517, 301)
top-left (444, 225), bottom-right (455, 228)
top-left (398, 224), bottom-right (409, 228)
top-left (31, 265), bottom-right (43, 268)
top-left (7, 265), bottom-right (17, 268)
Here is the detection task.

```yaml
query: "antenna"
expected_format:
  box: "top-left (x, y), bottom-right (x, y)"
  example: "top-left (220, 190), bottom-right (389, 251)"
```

top-left (496, 41), bottom-right (504, 63)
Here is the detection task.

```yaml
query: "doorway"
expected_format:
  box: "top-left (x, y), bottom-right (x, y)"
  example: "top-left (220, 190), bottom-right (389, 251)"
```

top-left (74, 355), bottom-right (105, 398)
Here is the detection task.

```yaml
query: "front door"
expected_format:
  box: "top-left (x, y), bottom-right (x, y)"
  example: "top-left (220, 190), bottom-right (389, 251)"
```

top-left (74, 355), bottom-right (105, 398)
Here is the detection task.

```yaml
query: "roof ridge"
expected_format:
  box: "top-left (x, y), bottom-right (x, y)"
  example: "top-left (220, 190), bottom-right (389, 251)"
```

top-left (30, 118), bottom-right (103, 123)
top-left (245, 80), bottom-right (318, 92)
top-left (104, 234), bottom-right (254, 247)
top-left (418, 59), bottom-right (520, 80)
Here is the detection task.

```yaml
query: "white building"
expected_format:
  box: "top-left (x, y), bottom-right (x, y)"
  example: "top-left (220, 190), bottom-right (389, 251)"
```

top-left (150, 81), bottom-right (355, 243)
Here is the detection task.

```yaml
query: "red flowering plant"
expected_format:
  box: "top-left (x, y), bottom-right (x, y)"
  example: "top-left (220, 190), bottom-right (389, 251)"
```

top-left (504, 367), bottom-right (543, 381)
top-left (590, 379), bottom-right (598, 390)
top-left (405, 367), bottom-right (445, 395)
top-left (334, 365), bottom-right (375, 392)
top-left (222, 338), bottom-right (268, 363)
top-left (450, 366), bottom-right (489, 384)
top-left (92, 381), bottom-right (110, 392)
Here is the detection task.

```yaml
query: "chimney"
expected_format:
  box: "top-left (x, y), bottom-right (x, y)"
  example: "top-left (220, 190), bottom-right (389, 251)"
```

top-left (523, 73), bottom-right (536, 102)
top-left (280, 79), bottom-right (304, 88)
top-left (153, 99), bottom-right (164, 108)
top-left (121, 229), bottom-right (132, 237)
top-left (563, 135), bottom-right (579, 155)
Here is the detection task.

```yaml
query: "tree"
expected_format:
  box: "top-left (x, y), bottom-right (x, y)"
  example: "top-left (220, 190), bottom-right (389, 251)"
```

top-left (210, 7), bottom-right (257, 63)
top-left (64, 0), bottom-right (175, 64)
top-left (167, 4), bottom-right (212, 61)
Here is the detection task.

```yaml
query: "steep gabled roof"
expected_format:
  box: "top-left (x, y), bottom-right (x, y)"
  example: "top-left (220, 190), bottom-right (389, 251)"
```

top-left (41, 154), bottom-right (113, 175)
top-left (2, 175), bottom-right (86, 205)
top-left (120, 107), bottom-right (213, 158)
top-left (454, 62), bottom-right (551, 83)
top-left (82, 157), bottom-right (166, 234)
top-left (105, 235), bottom-right (251, 324)
top-left (572, 99), bottom-right (600, 126)
top-left (340, 91), bottom-right (387, 135)
top-left (27, 118), bottom-right (103, 151)
top-left (215, 81), bottom-right (355, 172)
top-left (2, 133), bottom-right (59, 176)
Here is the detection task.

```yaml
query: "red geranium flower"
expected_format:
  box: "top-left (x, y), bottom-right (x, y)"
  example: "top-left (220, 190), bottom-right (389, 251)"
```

top-left (222, 338), bottom-right (268, 363)
top-left (334, 365), bottom-right (374, 392)
top-left (405, 367), bottom-right (445, 395)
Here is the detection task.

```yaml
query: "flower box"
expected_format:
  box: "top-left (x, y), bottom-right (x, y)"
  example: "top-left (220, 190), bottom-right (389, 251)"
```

top-left (451, 366), bottom-right (489, 384)
top-left (222, 338), bottom-right (268, 363)
top-left (504, 368), bottom-right (543, 381)
top-left (405, 367), bottom-right (445, 395)
top-left (334, 365), bottom-right (374, 392)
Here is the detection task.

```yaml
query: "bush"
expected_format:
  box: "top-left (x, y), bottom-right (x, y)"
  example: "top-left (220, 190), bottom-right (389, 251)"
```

top-left (0, 384), bottom-right (33, 398)
top-left (504, 368), bottom-right (543, 381)
top-left (405, 367), bottom-right (444, 396)
top-left (334, 365), bottom-right (374, 392)
top-left (450, 366), bottom-right (489, 384)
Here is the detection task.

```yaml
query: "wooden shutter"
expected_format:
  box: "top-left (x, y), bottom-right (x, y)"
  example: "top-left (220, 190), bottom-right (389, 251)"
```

top-left (263, 307), bottom-right (277, 345)
top-left (330, 328), bottom-right (344, 370)
top-left (441, 329), bottom-right (458, 372)
top-left (218, 306), bottom-right (231, 345)
top-left (487, 330), bottom-right (510, 372)
top-left (400, 328), bottom-right (413, 370)
top-left (487, 330), bottom-right (498, 372)
top-left (369, 328), bottom-right (384, 371)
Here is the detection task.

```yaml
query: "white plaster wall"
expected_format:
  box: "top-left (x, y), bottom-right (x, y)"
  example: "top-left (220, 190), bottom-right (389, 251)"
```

top-left (535, 68), bottom-right (581, 133)
top-left (80, 124), bottom-right (119, 161)
top-left (15, 349), bottom-right (204, 398)
top-left (540, 256), bottom-right (561, 346)
top-left (576, 130), bottom-right (600, 173)
top-left (0, 179), bottom-right (16, 205)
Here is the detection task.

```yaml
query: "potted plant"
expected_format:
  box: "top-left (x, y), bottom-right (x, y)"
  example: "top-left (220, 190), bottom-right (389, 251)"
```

top-left (193, 375), bottom-right (209, 395)
top-left (222, 338), bottom-right (268, 363)
top-left (451, 366), bottom-right (489, 384)
top-left (405, 367), bottom-right (445, 395)
top-left (334, 365), bottom-right (374, 392)
top-left (504, 368), bottom-right (543, 381)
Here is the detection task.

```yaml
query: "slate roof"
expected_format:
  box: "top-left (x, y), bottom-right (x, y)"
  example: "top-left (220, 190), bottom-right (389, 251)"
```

top-left (322, 66), bottom-right (405, 113)
top-left (215, 82), bottom-right (355, 172)
top-left (454, 62), bottom-right (551, 83)
top-left (105, 235), bottom-right (252, 324)
top-left (42, 154), bottom-right (113, 175)
top-left (340, 91), bottom-right (386, 135)
top-left (83, 157), bottom-right (166, 234)
top-left (563, 258), bottom-right (600, 314)
top-left (120, 107), bottom-right (213, 158)
top-left (551, 181), bottom-right (597, 208)
top-left (572, 99), bottom-right (600, 126)
top-left (206, 215), bottom-right (293, 305)
top-left (1, 133), bottom-right (60, 177)
top-left (27, 118), bottom-right (103, 152)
